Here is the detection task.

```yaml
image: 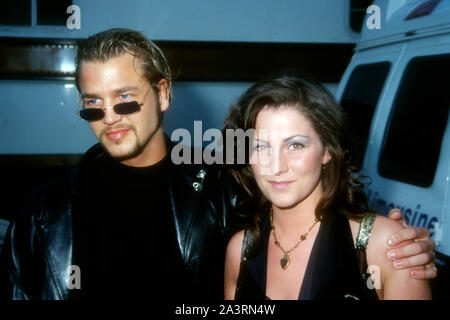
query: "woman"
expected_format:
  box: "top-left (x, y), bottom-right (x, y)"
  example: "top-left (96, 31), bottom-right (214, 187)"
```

top-left (223, 75), bottom-right (431, 300)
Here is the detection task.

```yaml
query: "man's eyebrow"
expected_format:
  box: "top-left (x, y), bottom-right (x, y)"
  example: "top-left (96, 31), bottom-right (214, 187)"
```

top-left (81, 93), bottom-right (99, 99)
top-left (81, 86), bottom-right (140, 99)
top-left (112, 86), bottom-right (140, 94)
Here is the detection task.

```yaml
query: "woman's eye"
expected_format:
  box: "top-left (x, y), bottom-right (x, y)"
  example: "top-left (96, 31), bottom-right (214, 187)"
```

top-left (255, 144), bottom-right (270, 152)
top-left (120, 93), bottom-right (131, 99)
top-left (287, 142), bottom-right (304, 151)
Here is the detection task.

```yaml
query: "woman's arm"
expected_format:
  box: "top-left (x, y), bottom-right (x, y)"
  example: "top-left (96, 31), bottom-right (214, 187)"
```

top-left (367, 216), bottom-right (432, 300)
top-left (224, 230), bottom-right (245, 300)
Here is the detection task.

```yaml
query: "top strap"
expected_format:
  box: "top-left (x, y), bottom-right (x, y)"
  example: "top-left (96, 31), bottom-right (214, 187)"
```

top-left (356, 213), bottom-right (377, 250)
top-left (240, 229), bottom-right (252, 262)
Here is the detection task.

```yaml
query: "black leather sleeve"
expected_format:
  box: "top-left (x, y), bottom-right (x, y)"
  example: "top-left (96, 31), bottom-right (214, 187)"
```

top-left (0, 174), bottom-right (74, 300)
top-left (0, 192), bottom-right (40, 300)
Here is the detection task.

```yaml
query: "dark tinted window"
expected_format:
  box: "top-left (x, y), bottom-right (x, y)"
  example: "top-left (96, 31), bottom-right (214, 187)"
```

top-left (37, 0), bottom-right (72, 26)
top-left (350, 0), bottom-right (373, 32)
top-left (340, 62), bottom-right (390, 170)
top-left (0, 0), bottom-right (31, 26)
top-left (378, 54), bottom-right (450, 187)
top-left (0, 0), bottom-right (71, 26)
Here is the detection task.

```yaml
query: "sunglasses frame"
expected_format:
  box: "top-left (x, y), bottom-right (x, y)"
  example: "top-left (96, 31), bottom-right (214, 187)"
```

top-left (78, 86), bottom-right (152, 122)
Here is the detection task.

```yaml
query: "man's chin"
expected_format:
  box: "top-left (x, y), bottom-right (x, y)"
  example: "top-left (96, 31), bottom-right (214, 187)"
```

top-left (102, 143), bottom-right (141, 162)
top-left (110, 151), bottom-right (138, 162)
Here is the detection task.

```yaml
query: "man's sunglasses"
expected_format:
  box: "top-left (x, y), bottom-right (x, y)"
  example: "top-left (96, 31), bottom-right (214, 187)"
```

top-left (78, 86), bottom-right (152, 122)
top-left (78, 101), bottom-right (142, 122)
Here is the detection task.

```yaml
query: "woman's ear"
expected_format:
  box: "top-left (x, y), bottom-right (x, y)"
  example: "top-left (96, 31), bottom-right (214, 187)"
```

top-left (322, 148), bottom-right (332, 165)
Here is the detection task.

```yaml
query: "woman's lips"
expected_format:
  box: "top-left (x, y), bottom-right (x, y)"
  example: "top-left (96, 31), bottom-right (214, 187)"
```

top-left (268, 181), bottom-right (294, 190)
top-left (105, 128), bottom-right (130, 141)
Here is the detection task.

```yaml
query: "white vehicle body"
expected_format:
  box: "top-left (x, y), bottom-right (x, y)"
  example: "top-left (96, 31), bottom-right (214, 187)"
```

top-left (335, 0), bottom-right (450, 261)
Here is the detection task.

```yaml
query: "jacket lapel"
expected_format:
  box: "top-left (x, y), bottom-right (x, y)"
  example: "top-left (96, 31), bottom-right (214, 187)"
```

top-left (168, 162), bottom-right (207, 264)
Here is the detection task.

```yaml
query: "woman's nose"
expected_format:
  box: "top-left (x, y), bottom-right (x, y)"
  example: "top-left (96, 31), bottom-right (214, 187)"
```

top-left (270, 150), bottom-right (288, 175)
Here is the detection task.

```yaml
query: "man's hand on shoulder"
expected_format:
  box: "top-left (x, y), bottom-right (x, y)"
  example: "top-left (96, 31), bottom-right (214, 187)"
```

top-left (386, 208), bottom-right (437, 280)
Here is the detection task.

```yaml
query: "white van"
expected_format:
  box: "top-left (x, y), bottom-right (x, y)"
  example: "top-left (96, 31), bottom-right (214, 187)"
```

top-left (335, 0), bottom-right (450, 270)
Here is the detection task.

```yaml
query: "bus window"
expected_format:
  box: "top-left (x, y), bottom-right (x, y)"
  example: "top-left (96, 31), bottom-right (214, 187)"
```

top-left (340, 62), bottom-right (390, 170)
top-left (378, 54), bottom-right (450, 187)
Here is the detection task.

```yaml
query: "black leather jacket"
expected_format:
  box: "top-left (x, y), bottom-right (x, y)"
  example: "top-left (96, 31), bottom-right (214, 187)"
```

top-left (0, 143), bottom-right (242, 300)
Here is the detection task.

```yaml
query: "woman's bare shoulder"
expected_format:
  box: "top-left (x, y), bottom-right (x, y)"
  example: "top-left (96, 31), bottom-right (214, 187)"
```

top-left (363, 214), bottom-right (410, 271)
top-left (349, 214), bottom-right (404, 247)
top-left (225, 229), bottom-right (246, 289)
top-left (227, 229), bottom-right (246, 258)
top-left (370, 215), bottom-right (405, 250)
top-left (367, 216), bottom-right (430, 299)
top-left (349, 214), bottom-right (405, 259)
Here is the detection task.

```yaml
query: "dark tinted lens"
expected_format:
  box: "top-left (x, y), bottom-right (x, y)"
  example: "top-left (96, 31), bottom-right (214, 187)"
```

top-left (114, 101), bottom-right (140, 115)
top-left (79, 108), bottom-right (105, 122)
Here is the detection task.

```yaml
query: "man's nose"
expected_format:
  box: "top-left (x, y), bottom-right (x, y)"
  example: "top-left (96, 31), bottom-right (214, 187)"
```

top-left (102, 106), bottom-right (122, 125)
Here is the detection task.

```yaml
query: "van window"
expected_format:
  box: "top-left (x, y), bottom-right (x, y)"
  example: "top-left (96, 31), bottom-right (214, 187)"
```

top-left (378, 54), bottom-right (450, 187)
top-left (340, 62), bottom-right (390, 170)
top-left (0, 0), bottom-right (71, 27)
top-left (37, 0), bottom-right (72, 26)
top-left (0, 0), bottom-right (31, 26)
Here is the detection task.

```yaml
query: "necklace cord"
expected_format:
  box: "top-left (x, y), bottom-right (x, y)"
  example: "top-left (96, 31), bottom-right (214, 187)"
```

top-left (269, 207), bottom-right (319, 270)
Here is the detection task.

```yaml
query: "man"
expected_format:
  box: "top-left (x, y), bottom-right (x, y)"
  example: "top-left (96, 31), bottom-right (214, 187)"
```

top-left (0, 29), bottom-right (436, 300)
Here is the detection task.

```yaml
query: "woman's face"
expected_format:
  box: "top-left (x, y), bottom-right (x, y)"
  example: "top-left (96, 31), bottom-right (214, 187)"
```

top-left (250, 106), bottom-right (331, 210)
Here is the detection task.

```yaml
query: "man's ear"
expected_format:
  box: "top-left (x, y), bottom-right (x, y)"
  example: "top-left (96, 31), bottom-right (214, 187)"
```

top-left (157, 79), bottom-right (170, 112)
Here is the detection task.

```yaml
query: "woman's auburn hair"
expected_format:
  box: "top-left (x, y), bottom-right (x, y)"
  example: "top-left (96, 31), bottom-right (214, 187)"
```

top-left (222, 74), bottom-right (373, 251)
